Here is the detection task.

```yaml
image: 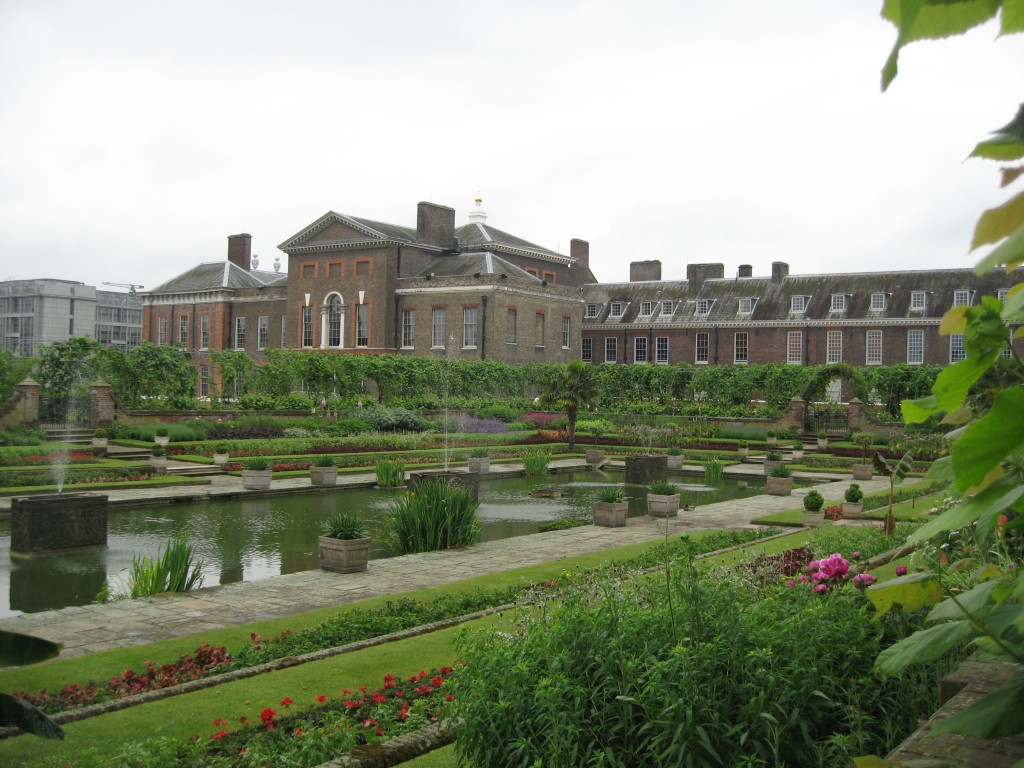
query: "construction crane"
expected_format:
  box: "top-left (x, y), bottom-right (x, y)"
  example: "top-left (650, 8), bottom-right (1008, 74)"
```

top-left (102, 282), bottom-right (144, 296)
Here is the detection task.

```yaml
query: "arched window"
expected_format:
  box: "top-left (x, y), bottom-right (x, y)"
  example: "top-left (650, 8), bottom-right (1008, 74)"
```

top-left (328, 295), bottom-right (342, 347)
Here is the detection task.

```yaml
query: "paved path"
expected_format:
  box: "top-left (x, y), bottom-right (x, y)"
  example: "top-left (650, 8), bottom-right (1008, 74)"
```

top-left (0, 461), bottom-right (897, 659)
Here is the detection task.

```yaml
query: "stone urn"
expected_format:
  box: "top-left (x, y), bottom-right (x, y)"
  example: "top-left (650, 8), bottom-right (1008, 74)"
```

top-left (842, 501), bottom-right (865, 519)
top-left (91, 436), bottom-right (108, 450)
top-left (766, 435), bottom-right (778, 446)
top-left (647, 493), bottom-right (680, 518)
top-left (851, 464), bottom-right (874, 481)
top-left (310, 466), bottom-right (338, 487)
top-left (318, 535), bottom-right (372, 573)
top-left (585, 449), bottom-right (606, 465)
top-left (242, 469), bottom-right (273, 490)
top-left (737, 446), bottom-right (749, 459)
top-left (154, 435), bottom-right (170, 447)
top-left (149, 455), bottom-right (167, 476)
top-left (791, 449), bottom-right (804, 461)
top-left (802, 510), bottom-right (825, 527)
top-left (765, 477), bottom-right (793, 496)
top-left (817, 437), bottom-right (828, 450)
top-left (666, 455), bottom-right (684, 470)
top-left (592, 501), bottom-right (628, 527)
top-left (467, 457), bottom-right (490, 474)
top-left (212, 452), bottom-right (229, 467)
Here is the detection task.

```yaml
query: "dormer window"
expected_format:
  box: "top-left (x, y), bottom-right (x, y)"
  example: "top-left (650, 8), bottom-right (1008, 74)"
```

top-left (737, 297), bottom-right (755, 314)
top-left (910, 291), bottom-right (927, 310)
top-left (870, 292), bottom-right (886, 311)
top-left (791, 295), bottom-right (809, 313)
top-left (998, 288), bottom-right (1009, 302)
top-left (639, 301), bottom-right (655, 317)
top-left (610, 301), bottom-right (625, 318)
top-left (696, 299), bottom-right (713, 316)
top-left (584, 303), bottom-right (598, 319)
top-left (661, 300), bottom-right (675, 316)
top-left (953, 289), bottom-right (971, 307)
top-left (830, 294), bottom-right (847, 312)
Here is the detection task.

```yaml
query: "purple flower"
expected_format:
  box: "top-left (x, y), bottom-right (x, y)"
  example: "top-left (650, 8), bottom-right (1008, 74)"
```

top-left (851, 551), bottom-right (861, 560)
top-left (813, 583), bottom-right (828, 593)
top-left (853, 573), bottom-right (876, 590)
top-left (895, 565), bottom-right (908, 576)
top-left (786, 579), bottom-right (795, 587)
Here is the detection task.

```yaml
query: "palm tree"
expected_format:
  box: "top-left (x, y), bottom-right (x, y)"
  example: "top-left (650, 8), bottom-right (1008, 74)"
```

top-left (538, 360), bottom-right (599, 452)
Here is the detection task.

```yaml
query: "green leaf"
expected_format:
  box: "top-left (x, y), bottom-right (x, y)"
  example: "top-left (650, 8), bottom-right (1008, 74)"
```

top-left (867, 572), bottom-right (945, 619)
top-left (901, 351), bottom-right (1000, 422)
top-left (933, 669), bottom-right (1024, 738)
top-left (875, 620), bottom-right (975, 675)
top-left (974, 218), bottom-right (1024, 273)
top-left (911, 475), bottom-right (1024, 542)
top-left (1002, 0), bottom-right (1024, 33)
top-left (951, 388), bottom-right (1024, 491)
top-left (926, 579), bottom-right (1000, 623)
top-left (925, 455), bottom-right (955, 483)
top-left (853, 758), bottom-right (892, 768)
top-left (1002, 282), bottom-right (1024, 321)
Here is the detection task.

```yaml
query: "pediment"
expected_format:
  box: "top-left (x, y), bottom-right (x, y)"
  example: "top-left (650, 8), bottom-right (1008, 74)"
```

top-left (278, 212), bottom-right (395, 252)
top-left (309, 220), bottom-right (379, 244)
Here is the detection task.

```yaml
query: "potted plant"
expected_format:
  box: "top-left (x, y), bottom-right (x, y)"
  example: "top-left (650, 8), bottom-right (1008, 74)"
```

top-left (241, 456), bottom-right (273, 490)
top-left (765, 463), bottom-right (793, 495)
top-left (737, 440), bottom-right (749, 459)
top-left (150, 445), bottom-right (167, 475)
top-left (802, 489), bottom-right (825, 526)
top-left (763, 449), bottom-right (784, 476)
top-left (791, 440), bottom-right (804, 461)
top-left (646, 479), bottom-right (680, 518)
top-left (817, 431), bottom-right (828, 450)
top-left (91, 428), bottom-right (109, 449)
top-left (851, 433), bottom-right (875, 480)
top-left (467, 447), bottom-right (491, 474)
top-left (309, 454), bottom-right (338, 487)
top-left (212, 442), bottom-right (230, 467)
top-left (666, 448), bottom-right (684, 470)
top-left (154, 427), bottom-right (170, 447)
top-left (592, 486), bottom-right (628, 527)
top-left (318, 511), bottom-right (372, 573)
top-left (766, 430), bottom-right (778, 446)
top-left (843, 483), bottom-right (865, 519)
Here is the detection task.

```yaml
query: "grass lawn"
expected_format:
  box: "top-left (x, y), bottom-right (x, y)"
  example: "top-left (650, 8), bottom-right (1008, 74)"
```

top-left (750, 486), bottom-right (945, 527)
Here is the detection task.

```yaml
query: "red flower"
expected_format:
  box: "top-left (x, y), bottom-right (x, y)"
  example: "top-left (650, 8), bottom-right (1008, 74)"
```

top-left (431, 676), bottom-right (443, 688)
top-left (316, 694), bottom-right (327, 703)
top-left (280, 697), bottom-right (293, 707)
top-left (445, 693), bottom-right (454, 702)
top-left (260, 707), bottom-right (276, 729)
top-left (376, 727), bottom-right (385, 736)
top-left (212, 730), bottom-right (229, 740)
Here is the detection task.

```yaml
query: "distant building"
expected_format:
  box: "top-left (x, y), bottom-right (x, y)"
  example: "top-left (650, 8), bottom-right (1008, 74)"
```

top-left (0, 279), bottom-right (142, 357)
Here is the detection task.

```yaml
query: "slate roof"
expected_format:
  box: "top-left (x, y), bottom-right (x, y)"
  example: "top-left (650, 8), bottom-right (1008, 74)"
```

top-left (146, 262), bottom-right (284, 295)
top-left (455, 223), bottom-right (564, 261)
top-left (413, 252), bottom-right (539, 280)
top-left (277, 212), bottom-right (418, 252)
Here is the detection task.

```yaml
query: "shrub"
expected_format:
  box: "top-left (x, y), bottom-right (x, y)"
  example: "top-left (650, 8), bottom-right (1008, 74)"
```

top-left (596, 486), bottom-right (625, 503)
top-left (375, 458), bottom-right (405, 487)
top-left (477, 403), bottom-right (521, 422)
top-left (242, 456), bottom-right (272, 471)
top-left (214, 442), bottom-right (229, 454)
top-left (367, 407), bottom-right (427, 433)
top-left (0, 425), bottom-right (46, 446)
top-left (276, 392), bottom-right (315, 410)
top-left (312, 454), bottom-right (336, 468)
top-left (803, 490), bottom-right (825, 511)
top-left (151, 446), bottom-right (166, 457)
top-left (845, 483), bottom-right (864, 503)
top-left (93, 428), bottom-right (109, 439)
top-left (648, 479), bottom-right (680, 495)
top-left (382, 480), bottom-right (480, 555)
top-left (769, 463), bottom-right (793, 478)
top-left (321, 511), bottom-right (367, 540)
top-left (238, 393), bottom-right (279, 410)
top-left (155, 427), bottom-right (169, 437)
top-left (522, 450), bottom-right (550, 476)
top-left (765, 450), bottom-right (783, 462)
top-left (793, 440), bottom-right (803, 450)
top-left (469, 446), bottom-right (490, 458)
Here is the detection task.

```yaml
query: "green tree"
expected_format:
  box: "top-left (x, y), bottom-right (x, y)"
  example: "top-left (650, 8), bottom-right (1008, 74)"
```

top-left (33, 337), bottom-right (100, 419)
top-left (538, 360), bottom-right (599, 451)
top-left (210, 349), bottom-right (256, 401)
top-left (0, 348), bottom-right (34, 403)
top-left (123, 343), bottom-right (196, 407)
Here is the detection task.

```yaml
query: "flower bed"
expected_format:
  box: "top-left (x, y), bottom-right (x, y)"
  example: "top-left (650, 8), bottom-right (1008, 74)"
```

top-left (0, 450), bottom-right (96, 468)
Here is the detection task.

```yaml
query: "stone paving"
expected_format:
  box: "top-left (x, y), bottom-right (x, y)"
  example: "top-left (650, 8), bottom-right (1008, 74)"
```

top-left (0, 459), bottom-right (898, 659)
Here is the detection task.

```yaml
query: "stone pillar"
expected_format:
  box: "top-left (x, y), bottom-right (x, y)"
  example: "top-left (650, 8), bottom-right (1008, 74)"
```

top-left (625, 454), bottom-right (667, 485)
top-left (90, 380), bottom-right (115, 426)
top-left (847, 398), bottom-right (866, 433)
top-left (11, 494), bottom-right (109, 555)
top-left (788, 397), bottom-right (806, 434)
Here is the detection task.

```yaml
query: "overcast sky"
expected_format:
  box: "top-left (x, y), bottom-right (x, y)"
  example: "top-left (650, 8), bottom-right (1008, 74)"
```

top-left (0, 1), bottom-right (1020, 293)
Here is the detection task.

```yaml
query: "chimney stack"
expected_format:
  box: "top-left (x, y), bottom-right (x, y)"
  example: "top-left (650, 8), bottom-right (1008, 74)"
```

top-left (738, 264), bottom-right (752, 278)
top-left (771, 262), bottom-right (789, 284)
top-left (629, 260), bottom-right (662, 282)
top-left (228, 234), bottom-right (252, 271)
top-left (685, 263), bottom-right (725, 289)
top-left (570, 238), bottom-right (589, 271)
top-left (417, 202), bottom-right (456, 249)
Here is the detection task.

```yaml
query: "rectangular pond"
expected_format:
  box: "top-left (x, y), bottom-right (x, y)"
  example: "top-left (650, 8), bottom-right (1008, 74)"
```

top-left (0, 470), bottom-right (765, 618)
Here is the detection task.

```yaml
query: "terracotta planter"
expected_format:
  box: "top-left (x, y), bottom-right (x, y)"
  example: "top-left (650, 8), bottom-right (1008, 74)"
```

top-left (467, 457), bottom-right (490, 474)
top-left (852, 464), bottom-right (874, 481)
top-left (647, 493), bottom-right (680, 518)
top-left (666, 455), bottom-right (683, 470)
top-left (763, 460), bottom-right (782, 476)
top-left (592, 501), bottom-right (628, 527)
top-left (212, 453), bottom-right (229, 467)
top-left (585, 449), bottom-right (606, 465)
top-left (765, 476), bottom-right (793, 496)
top-left (242, 469), bottom-right (273, 490)
top-left (310, 466), bottom-right (338, 487)
top-left (318, 535), bottom-right (372, 573)
top-left (843, 501), bottom-right (865, 519)
top-left (154, 435), bottom-right (169, 447)
top-left (803, 510), bottom-right (825, 527)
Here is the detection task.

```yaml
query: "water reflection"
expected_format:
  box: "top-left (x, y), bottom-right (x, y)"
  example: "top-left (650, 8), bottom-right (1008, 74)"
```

top-left (0, 471), bottom-right (763, 618)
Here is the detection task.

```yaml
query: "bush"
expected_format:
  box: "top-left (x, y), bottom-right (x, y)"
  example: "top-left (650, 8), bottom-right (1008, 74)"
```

top-left (382, 480), bottom-right (480, 555)
top-left (237, 393), bottom-right (279, 410)
top-left (845, 483), bottom-right (864, 503)
top-left (0, 425), bottom-right (46, 446)
top-left (367, 407), bottom-right (427, 433)
top-left (275, 392), bottom-right (314, 410)
top-left (522, 450), bottom-right (550, 476)
top-left (477, 403), bottom-right (521, 422)
top-left (803, 490), bottom-right (825, 511)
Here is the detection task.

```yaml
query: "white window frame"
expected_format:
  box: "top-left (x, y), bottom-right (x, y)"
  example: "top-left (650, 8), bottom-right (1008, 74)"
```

top-left (791, 296), bottom-right (807, 313)
top-left (634, 336), bottom-right (648, 363)
top-left (870, 292), bottom-right (886, 311)
top-left (581, 337), bottom-right (593, 362)
top-left (830, 294), bottom-right (847, 312)
top-left (401, 309), bottom-right (415, 349)
top-left (609, 301), bottom-right (624, 318)
top-left (953, 289), bottom-right (971, 307)
top-left (639, 301), bottom-right (654, 317)
top-left (696, 299), bottom-right (712, 316)
top-left (179, 315), bottom-right (189, 345)
top-left (431, 308), bottom-right (446, 349)
top-left (787, 331), bottom-right (803, 364)
top-left (463, 307), bottom-right (478, 349)
top-left (656, 336), bottom-right (669, 363)
top-left (301, 306), bottom-right (313, 348)
top-left (998, 288), bottom-right (1009, 303)
top-left (200, 314), bottom-right (210, 350)
top-left (907, 329), bottom-right (924, 364)
top-left (950, 334), bottom-right (966, 362)
top-left (234, 317), bottom-right (246, 350)
top-left (584, 303), bottom-right (598, 319)
top-left (604, 337), bottom-right (617, 363)
top-left (356, 304), bottom-right (368, 347)
top-left (258, 316), bottom-right (269, 349)
top-left (910, 291), bottom-right (927, 310)
top-left (826, 330), bottom-right (842, 364)
top-left (660, 300), bottom-right (674, 316)
top-left (695, 331), bottom-right (709, 364)
top-left (157, 317), bottom-right (167, 345)
top-left (734, 332), bottom-right (748, 364)
top-left (738, 297), bottom-right (754, 314)
top-left (561, 316), bottom-right (570, 349)
top-left (866, 329), bottom-right (883, 365)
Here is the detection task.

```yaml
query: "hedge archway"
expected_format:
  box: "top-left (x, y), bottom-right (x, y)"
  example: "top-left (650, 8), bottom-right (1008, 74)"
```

top-left (802, 363), bottom-right (871, 404)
